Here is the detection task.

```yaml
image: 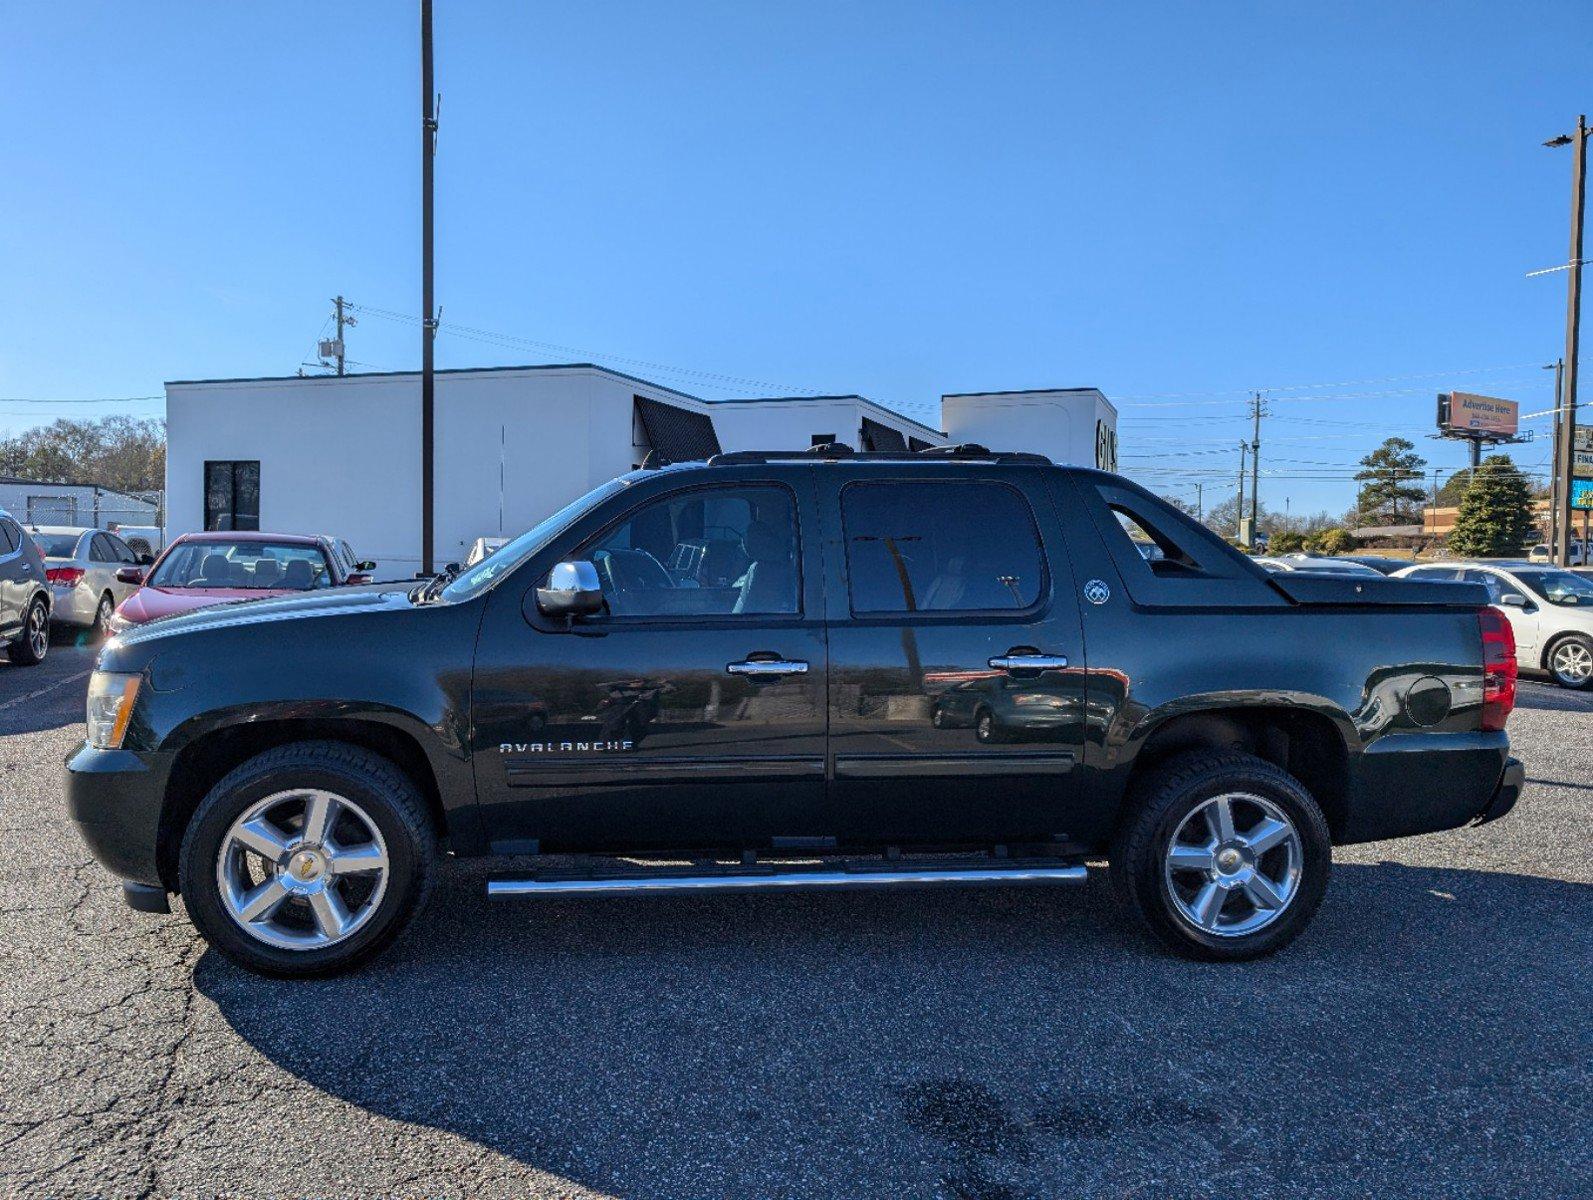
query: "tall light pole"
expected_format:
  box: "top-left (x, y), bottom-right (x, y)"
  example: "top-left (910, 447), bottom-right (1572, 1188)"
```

top-left (420, 0), bottom-right (439, 575)
top-left (1546, 116), bottom-right (1588, 567)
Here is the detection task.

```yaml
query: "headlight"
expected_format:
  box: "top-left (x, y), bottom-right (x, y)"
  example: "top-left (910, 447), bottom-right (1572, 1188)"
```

top-left (86, 672), bottom-right (142, 750)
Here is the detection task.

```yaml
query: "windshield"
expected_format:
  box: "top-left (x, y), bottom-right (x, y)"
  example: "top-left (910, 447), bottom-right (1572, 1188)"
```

top-left (1512, 569), bottom-right (1593, 606)
top-left (36, 533), bottom-right (83, 557)
top-left (150, 540), bottom-right (332, 590)
top-left (441, 477), bottom-right (631, 602)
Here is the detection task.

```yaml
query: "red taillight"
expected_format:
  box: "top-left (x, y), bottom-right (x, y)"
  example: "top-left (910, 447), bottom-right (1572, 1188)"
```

top-left (46, 567), bottom-right (85, 586)
top-left (1479, 606), bottom-right (1517, 732)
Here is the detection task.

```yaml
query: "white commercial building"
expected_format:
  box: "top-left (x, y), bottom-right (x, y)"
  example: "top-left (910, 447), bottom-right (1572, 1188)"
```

top-left (165, 364), bottom-right (1116, 576)
top-left (0, 476), bottom-right (159, 530)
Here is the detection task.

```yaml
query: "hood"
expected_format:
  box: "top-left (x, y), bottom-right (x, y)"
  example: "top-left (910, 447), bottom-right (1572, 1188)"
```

top-left (117, 586), bottom-right (301, 623)
top-left (113, 583), bottom-right (415, 646)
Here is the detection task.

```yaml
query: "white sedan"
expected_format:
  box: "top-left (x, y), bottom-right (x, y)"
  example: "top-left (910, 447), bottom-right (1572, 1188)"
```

top-left (1392, 561), bottom-right (1593, 689)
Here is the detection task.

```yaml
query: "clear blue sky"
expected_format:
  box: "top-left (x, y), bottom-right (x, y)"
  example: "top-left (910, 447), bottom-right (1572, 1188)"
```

top-left (3, 1), bottom-right (1588, 515)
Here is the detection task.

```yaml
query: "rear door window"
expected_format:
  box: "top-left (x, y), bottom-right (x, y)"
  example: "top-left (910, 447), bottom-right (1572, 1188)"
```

top-left (840, 480), bottom-right (1045, 613)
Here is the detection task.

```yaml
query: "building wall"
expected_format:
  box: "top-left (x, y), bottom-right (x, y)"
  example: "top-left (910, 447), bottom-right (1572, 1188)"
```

top-left (168, 368), bottom-right (726, 575)
top-left (0, 481), bottom-right (157, 529)
top-left (941, 389), bottom-right (1118, 469)
top-left (707, 399), bottom-right (941, 453)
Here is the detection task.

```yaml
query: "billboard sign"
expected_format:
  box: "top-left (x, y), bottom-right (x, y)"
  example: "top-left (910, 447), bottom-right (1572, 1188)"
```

top-left (1575, 425), bottom-right (1593, 453)
top-left (1438, 392), bottom-right (1519, 437)
top-left (1573, 479), bottom-right (1593, 511)
top-left (1576, 449), bottom-right (1593, 479)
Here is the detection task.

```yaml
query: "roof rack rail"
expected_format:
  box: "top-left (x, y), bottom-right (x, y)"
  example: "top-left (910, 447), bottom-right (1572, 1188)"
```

top-left (706, 446), bottom-right (1053, 467)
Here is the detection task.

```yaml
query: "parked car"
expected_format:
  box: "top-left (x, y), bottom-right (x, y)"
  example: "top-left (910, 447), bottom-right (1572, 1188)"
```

top-left (1527, 541), bottom-right (1587, 566)
top-left (108, 532), bottom-right (376, 633)
top-left (29, 526), bottom-right (146, 639)
top-left (67, 450), bottom-right (1522, 977)
top-left (1330, 554), bottom-right (1413, 576)
top-left (1394, 560), bottom-right (1593, 688)
top-left (1252, 555), bottom-right (1385, 576)
top-left (106, 523), bottom-right (166, 561)
top-left (0, 507), bottom-right (51, 665)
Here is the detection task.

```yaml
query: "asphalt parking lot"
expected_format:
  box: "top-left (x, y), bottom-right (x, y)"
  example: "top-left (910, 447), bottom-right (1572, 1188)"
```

top-left (1, 645), bottom-right (1589, 1199)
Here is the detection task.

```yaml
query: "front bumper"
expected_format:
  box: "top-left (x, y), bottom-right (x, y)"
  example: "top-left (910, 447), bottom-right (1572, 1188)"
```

top-left (64, 743), bottom-right (173, 889)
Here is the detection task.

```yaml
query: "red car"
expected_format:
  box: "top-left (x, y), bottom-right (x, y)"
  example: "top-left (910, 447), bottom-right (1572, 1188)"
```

top-left (108, 532), bottom-right (375, 632)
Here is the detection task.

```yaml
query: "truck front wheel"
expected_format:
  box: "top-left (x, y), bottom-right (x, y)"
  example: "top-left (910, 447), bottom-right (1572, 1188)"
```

top-left (178, 741), bottom-right (439, 978)
top-left (1110, 751), bottom-right (1331, 961)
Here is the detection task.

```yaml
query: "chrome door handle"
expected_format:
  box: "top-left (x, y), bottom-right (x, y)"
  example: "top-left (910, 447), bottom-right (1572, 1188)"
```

top-left (989, 653), bottom-right (1068, 673)
top-left (727, 659), bottom-right (809, 677)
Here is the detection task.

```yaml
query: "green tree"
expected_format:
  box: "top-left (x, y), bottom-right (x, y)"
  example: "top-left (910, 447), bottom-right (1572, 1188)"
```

top-left (0, 416), bottom-right (165, 493)
top-left (1446, 455), bottom-right (1538, 558)
top-left (1354, 437), bottom-right (1428, 525)
top-left (1268, 530), bottom-right (1306, 553)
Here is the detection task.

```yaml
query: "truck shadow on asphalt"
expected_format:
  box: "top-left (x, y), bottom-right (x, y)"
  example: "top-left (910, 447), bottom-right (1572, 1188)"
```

top-left (191, 860), bottom-right (1591, 1198)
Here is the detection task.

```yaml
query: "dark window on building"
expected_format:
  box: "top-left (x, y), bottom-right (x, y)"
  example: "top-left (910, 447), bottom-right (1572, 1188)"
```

top-left (859, 418), bottom-right (907, 452)
top-left (204, 461), bottom-right (260, 531)
top-left (632, 396), bottom-right (721, 462)
top-left (841, 481), bottom-right (1045, 613)
top-left (579, 485), bottom-right (799, 618)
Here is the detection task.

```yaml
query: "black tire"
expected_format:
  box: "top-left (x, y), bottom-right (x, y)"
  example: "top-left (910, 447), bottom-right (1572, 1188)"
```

top-left (1545, 633), bottom-right (1593, 690)
top-left (7, 596), bottom-right (49, 665)
top-left (178, 741), bottom-right (438, 978)
top-left (974, 707), bottom-right (1006, 744)
top-left (1109, 750), bottom-right (1332, 961)
top-left (92, 592), bottom-right (115, 642)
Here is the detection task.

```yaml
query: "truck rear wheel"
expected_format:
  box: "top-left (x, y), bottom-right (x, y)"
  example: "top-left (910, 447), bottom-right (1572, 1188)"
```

top-left (1110, 751), bottom-right (1331, 961)
top-left (178, 741), bottom-right (438, 978)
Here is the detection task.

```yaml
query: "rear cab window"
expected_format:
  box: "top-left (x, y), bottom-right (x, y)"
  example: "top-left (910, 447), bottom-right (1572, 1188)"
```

top-left (1066, 474), bottom-right (1283, 608)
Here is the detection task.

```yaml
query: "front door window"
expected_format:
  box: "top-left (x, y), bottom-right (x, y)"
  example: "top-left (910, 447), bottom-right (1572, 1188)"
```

top-left (584, 486), bottom-right (799, 618)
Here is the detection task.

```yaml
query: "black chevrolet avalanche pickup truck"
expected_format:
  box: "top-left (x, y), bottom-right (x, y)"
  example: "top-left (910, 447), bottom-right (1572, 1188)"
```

top-left (66, 447), bottom-right (1525, 977)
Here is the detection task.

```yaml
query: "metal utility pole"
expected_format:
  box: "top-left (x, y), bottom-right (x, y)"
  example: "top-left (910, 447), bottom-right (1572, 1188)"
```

top-left (1195, 481), bottom-right (1204, 521)
top-left (1248, 391), bottom-right (1265, 533)
top-left (1546, 359), bottom-right (1565, 556)
top-left (1235, 441), bottom-right (1248, 540)
top-left (420, 0), bottom-right (439, 575)
top-left (1547, 116), bottom-right (1588, 567)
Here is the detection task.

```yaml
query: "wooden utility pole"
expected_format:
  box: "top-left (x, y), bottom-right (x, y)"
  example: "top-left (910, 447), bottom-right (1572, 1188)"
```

top-left (1235, 441), bottom-right (1247, 541)
top-left (1549, 116), bottom-right (1587, 567)
top-left (420, 0), bottom-right (438, 575)
top-left (1248, 391), bottom-right (1264, 533)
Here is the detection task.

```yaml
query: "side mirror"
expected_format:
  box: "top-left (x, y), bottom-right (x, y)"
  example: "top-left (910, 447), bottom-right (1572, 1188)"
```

top-left (356, 560), bottom-right (377, 572)
top-left (116, 566), bottom-right (145, 586)
top-left (536, 560), bottom-right (604, 618)
top-left (1498, 592), bottom-right (1528, 608)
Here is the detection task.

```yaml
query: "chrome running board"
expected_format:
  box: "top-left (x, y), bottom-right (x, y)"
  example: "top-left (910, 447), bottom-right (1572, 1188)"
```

top-left (487, 860), bottom-right (1088, 898)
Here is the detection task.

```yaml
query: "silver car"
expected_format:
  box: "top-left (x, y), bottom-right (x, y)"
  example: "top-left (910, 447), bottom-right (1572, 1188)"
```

top-left (29, 526), bottom-right (145, 637)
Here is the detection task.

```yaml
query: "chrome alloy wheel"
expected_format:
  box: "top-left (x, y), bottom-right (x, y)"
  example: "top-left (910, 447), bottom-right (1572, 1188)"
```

top-left (25, 603), bottom-right (47, 660)
top-left (1550, 640), bottom-right (1592, 686)
top-left (94, 595), bottom-right (114, 638)
top-left (216, 789), bottom-right (390, 951)
top-left (1163, 792), bottom-right (1302, 938)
